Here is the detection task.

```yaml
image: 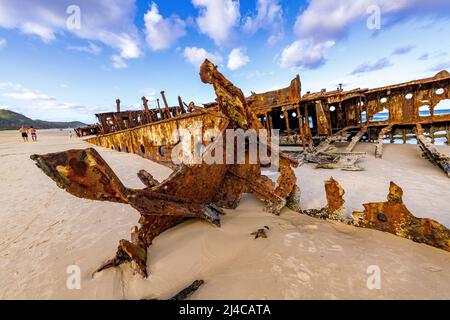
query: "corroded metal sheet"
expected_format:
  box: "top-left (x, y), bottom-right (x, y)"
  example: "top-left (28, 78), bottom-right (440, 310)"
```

top-left (352, 182), bottom-right (450, 252)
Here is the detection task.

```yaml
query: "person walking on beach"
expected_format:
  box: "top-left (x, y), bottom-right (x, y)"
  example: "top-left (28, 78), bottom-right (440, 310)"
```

top-left (19, 126), bottom-right (28, 142)
top-left (29, 126), bottom-right (37, 141)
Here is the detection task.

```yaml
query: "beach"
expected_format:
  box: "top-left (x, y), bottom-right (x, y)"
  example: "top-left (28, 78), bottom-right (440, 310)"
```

top-left (0, 129), bottom-right (449, 299)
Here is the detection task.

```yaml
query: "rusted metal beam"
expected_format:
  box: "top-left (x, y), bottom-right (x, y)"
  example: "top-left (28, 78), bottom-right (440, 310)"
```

top-left (345, 126), bottom-right (367, 152)
top-left (375, 125), bottom-right (392, 158)
top-left (416, 124), bottom-right (450, 178)
top-left (160, 91), bottom-right (172, 119)
top-left (178, 96), bottom-right (186, 114)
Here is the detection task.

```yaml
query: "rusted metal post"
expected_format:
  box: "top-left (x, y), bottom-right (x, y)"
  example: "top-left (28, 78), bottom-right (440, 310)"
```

top-left (116, 99), bottom-right (121, 113)
top-left (283, 110), bottom-right (291, 138)
top-left (142, 96), bottom-right (149, 112)
top-left (156, 98), bottom-right (164, 120)
top-left (160, 91), bottom-right (172, 119)
top-left (297, 106), bottom-right (307, 152)
top-left (178, 96), bottom-right (186, 114)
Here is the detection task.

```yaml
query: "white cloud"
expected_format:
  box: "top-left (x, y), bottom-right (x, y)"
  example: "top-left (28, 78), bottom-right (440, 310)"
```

top-left (280, 0), bottom-right (450, 71)
top-left (59, 84), bottom-right (68, 88)
top-left (0, 104), bottom-right (10, 109)
top-left (2, 92), bottom-right (55, 101)
top-left (67, 42), bottom-right (102, 55)
top-left (111, 55), bottom-right (127, 69)
top-left (192, 0), bottom-right (240, 45)
top-left (294, 0), bottom-right (450, 43)
top-left (140, 88), bottom-right (158, 102)
top-left (0, 37), bottom-right (6, 49)
top-left (227, 48), bottom-right (250, 70)
top-left (279, 40), bottom-right (335, 70)
top-left (0, 81), bottom-right (99, 118)
top-left (144, 2), bottom-right (187, 51)
top-left (0, 0), bottom-right (141, 67)
top-left (243, 0), bottom-right (284, 45)
top-left (183, 46), bottom-right (223, 67)
top-left (0, 82), bottom-right (55, 101)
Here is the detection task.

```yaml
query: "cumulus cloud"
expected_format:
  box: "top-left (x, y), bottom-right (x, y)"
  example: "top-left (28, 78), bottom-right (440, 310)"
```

top-left (192, 0), bottom-right (240, 45)
top-left (350, 57), bottom-right (392, 75)
top-left (280, 0), bottom-right (450, 71)
top-left (227, 48), bottom-right (250, 70)
top-left (0, 0), bottom-right (141, 67)
top-left (294, 0), bottom-right (450, 43)
top-left (392, 45), bottom-right (415, 55)
top-left (279, 40), bottom-right (335, 70)
top-left (67, 42), bottom-right (102, 55)
top-left (243, 0), bottom-right (284, 45)
top-left (183, 46), bottom-right (223, 67)
top-left (144, 2), bottom-right (187, 51)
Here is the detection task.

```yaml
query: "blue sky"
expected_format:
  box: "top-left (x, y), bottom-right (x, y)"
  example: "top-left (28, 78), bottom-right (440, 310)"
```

top-left (0, 0), bottom-right (449, 123)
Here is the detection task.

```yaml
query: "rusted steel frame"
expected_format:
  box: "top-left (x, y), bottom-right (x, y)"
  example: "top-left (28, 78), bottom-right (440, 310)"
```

top-left (352, 182), bottom-right (450, 252)
top-left (160, 91), bottom-right (172, 119)
top-left (345, 126), bottom-right (367, 152)
top-left (416, 124), bottom-right (450, 178)
top-left (375, 125), bottom-right (393, 158)
top-left (200, 59), bottom-right (300, 214)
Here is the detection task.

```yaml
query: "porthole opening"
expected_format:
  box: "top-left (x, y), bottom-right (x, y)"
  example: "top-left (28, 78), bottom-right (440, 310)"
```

top-left (380, 97), bottom-right (388, 103)
top-left (436, 88), bottom-right (444, 95)
top-left (405, 93), bottom-right (413, 100)
top-left (330, 106), bottom-right (336, 112)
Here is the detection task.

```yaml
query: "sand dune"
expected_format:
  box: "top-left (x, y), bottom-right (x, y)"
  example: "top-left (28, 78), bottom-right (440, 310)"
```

top-left (0, 129), bottom-right (449, 299)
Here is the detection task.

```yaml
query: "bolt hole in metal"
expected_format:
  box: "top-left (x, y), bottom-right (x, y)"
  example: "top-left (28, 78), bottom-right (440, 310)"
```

top-left (159, 146), bottom-right (166, 157)
top-left (140, 144), bottom-right (145, 154)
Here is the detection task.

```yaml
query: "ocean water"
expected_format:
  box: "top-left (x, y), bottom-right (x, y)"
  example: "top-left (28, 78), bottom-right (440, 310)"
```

top-left (363, 108), bottom-right (450, 122)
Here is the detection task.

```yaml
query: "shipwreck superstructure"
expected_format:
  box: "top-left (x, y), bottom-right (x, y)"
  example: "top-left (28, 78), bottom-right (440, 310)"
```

top-left (76, 69), bottom-right (450, 175)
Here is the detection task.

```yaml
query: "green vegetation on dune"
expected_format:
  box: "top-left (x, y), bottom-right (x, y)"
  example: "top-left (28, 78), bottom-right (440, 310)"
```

top-left (0, 109), bottom-right (86, 130)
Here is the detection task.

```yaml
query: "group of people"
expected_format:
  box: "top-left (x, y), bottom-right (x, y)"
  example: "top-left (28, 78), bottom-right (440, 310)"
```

top-left (19, 126), bottom-right (38, 142)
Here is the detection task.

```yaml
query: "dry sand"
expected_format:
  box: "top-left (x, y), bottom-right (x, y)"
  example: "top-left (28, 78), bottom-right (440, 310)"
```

top-left (0, 129), bottom-right (449, 299)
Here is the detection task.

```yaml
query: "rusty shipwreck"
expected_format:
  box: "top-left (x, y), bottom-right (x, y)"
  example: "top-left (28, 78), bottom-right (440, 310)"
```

top-left (31, 61), bottom-right (450, 279)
